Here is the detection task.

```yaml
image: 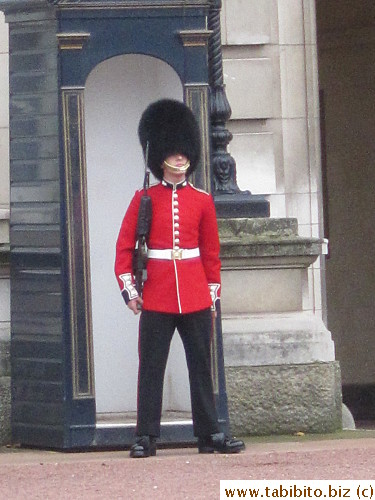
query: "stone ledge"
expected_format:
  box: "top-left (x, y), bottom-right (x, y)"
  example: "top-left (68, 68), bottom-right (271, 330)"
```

top-left (226, 362), bottom-right (342, 436)
top-left (218, 218), bottom-right (324, 268)
top-left (222, 312), bottom-right (335, 366)
top-left (219, 217), bottom-right (299, 240)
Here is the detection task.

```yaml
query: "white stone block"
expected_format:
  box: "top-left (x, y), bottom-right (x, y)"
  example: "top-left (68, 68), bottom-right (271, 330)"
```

top-left (304, 42), bottom-right (320, 117)
top-left (311, 224), bottom-right (321, 239)
top-left (223, 0), bottom-right (272, 45)
top-left (303, 266), bottom-right (313, 311)
top-left (313, 266), bottom-right (323, 311)
top-left (0, 54), bottom-right (9, 128)
top-left (277, 0), bottom-right (304, 45)
top-left (222, 311), bottom-right (335, 366)
top-left (229, 132), bottom-right (276, 194)
top-left (285, 192), bottom-right (312, 224)
top-left (310, 191), bottom-right (321, 224)
top-left (224, 58), bottom-right (273, 119)
top-left (280, 45), bottom-right (307, 119)
top-left (268, 193), bottom-right (286, 218)
top-left (268, 118), bottom-right (284, 187)
top-left (306, 116), bottom-right (322, 194)
top-left (0, 13), bottom-right (8, 54)
top-left (221, 268), bottom-right (302, 314)
top-left (298, 224), bottom-right (311, 239)
top-left (302, 0), bottom-right (318, 46)
top-left (282, 118), bottom-right (309, 193)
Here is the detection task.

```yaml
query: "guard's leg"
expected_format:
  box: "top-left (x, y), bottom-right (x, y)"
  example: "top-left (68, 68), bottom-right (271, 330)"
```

top-left (136, 311), bottom-right (175, 438)
top-left (178, 309), bottom-right (245, 454)
top-left (177, 308), bottom-right (219, 438)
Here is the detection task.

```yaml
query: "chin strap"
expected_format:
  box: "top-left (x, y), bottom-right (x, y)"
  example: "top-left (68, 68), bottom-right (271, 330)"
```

top-left (163, 159), bottom-right (190, 173)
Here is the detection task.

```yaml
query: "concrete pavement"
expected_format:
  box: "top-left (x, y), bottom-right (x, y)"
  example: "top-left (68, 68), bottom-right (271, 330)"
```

top-left (1, 431), bottom-right (375, 499)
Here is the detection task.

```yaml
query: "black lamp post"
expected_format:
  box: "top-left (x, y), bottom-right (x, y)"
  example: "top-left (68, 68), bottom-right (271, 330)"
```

top-left (208, 0), bottom-right (239, 195)
top-left (208, 0), bottom-right (270, 217)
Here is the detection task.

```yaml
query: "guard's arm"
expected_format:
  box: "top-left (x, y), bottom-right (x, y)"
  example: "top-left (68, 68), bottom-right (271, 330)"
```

top-left (199, 195), bottom-right (221, 311)
top-left (115, 190), bottom-right (142, 305)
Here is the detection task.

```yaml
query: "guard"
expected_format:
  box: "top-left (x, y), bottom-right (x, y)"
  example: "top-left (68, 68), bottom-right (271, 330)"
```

top-left (115, 99), bottom-right (245, 458)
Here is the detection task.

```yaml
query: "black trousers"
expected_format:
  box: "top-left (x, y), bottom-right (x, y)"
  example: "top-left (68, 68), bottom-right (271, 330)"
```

top-left (137, 308), bottom-right (220, 438)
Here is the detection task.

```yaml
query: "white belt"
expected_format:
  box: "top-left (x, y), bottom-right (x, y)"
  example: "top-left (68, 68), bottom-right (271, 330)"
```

top-left (148, 248), bottom-right (200, 261)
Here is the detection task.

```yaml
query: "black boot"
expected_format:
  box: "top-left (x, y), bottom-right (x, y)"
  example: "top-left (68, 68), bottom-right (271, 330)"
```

top-left (198, 432), bottom-right (245, 454)
top-left (129, 436), bottom-right (157, 458)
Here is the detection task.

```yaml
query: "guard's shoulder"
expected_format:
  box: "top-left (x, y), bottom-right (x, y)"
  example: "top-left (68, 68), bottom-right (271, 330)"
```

top-left (188, 182), bottom-right (210, 196)
top-left (136, 181), bottom-right (159, 194)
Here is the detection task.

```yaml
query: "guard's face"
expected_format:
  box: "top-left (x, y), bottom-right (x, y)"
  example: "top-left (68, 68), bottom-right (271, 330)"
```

top-left (164, 153), bottom-right (189, 169)
top-left (162, 153), bottom-right (190, 183)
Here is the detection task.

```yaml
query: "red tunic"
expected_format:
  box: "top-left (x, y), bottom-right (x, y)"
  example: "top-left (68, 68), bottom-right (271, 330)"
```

top-left (115, 180), bottom-right (221, 314)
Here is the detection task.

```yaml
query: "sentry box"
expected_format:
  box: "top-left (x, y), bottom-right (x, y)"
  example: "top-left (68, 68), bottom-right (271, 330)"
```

top-left (0, 0), bottom-right (230, 449)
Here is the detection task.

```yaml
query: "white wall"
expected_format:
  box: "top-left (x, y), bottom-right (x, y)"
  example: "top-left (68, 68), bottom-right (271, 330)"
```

top-left (84, 54), bottom-right (191, 414)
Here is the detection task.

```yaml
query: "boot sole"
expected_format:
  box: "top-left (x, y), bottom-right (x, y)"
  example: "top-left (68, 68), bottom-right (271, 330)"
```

top-left (130, 447), bottom-right (157, 458)
top-left (199, 445), bottom-right (245, 454)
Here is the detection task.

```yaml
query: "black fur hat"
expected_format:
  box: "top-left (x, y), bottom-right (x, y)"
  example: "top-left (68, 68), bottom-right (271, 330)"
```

top-left (138, 99), bottom-right (201, 180)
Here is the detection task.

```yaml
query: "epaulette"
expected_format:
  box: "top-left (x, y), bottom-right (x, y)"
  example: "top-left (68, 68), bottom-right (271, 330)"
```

top-left (188, 182), bottom-right (210, 196)
top-left (136, 181), bottom-right (159, 194)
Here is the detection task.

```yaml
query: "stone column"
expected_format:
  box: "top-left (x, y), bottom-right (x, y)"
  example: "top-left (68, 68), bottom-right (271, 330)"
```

top-left (219, 218), bottom-right (342, 435)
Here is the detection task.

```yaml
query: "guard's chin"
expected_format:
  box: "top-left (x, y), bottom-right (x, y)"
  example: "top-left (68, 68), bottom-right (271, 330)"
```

top-left (163, 160), bottom-right (190, 173)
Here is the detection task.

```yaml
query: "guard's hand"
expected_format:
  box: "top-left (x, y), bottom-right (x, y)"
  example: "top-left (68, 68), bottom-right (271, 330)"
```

top-left (127, 296), bottom-right (143, 315)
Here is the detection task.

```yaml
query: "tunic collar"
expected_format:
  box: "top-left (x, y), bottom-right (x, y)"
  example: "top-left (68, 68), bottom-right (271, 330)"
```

top-left (161, 179), bottom-right (188, 190)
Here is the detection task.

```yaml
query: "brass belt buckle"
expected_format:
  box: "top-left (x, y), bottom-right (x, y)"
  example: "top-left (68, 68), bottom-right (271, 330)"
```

top-left (172, 249), bottom-right (183, 260)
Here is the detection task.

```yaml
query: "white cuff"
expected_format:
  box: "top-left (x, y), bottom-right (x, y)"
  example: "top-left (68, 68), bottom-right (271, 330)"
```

top-left (119, 273), bottom-right (139, 304)
top-left (209, 283), bottom-right (221, 311)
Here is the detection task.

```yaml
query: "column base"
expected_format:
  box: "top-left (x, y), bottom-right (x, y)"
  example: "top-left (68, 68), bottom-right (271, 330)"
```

top-left (0, 326), bottom-right (11, 445)
top-left (226, 362), bottom-right (342, 436)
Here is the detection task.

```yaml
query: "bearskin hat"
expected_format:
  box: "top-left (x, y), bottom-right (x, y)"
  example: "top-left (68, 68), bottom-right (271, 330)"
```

top-left (138, 99), bottom-right (201, 180)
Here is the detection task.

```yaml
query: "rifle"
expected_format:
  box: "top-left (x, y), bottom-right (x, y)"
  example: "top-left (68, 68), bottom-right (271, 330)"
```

top-left (132, 142), bottom-right (152, 296)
